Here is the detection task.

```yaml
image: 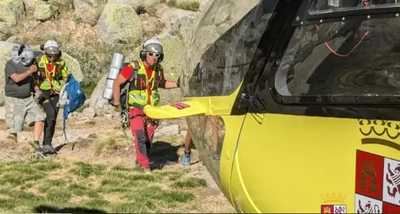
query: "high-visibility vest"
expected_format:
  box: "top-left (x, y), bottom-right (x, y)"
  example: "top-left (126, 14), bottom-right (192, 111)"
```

top-left (37, 55), bottom-right (69, 93)
top-left (127, 61), bottom-right (163, 107)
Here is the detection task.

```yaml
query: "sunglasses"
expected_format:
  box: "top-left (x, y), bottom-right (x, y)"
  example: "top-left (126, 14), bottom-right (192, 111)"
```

top-left (47, 54), bottom-right (58, 59)
top-left (147, 52), bottom-right (160, 58)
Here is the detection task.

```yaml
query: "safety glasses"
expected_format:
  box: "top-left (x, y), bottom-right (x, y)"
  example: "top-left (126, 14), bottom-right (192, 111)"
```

top-left (46, 54), bottom-right (58, 59)
top-left (147, 52), bottom-right (160, 58)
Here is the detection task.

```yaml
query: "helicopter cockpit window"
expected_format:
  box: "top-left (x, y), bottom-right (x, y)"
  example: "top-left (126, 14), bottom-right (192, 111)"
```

top-left (274, 3), bottom-right (400, 104)
top-left (188, 2), bottom-right (273, 97)
top-left (309, 0), bottom-right (400, 15)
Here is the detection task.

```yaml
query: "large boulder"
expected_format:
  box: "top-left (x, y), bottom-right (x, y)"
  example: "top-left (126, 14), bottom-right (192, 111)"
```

top-left (51, 0), bottom-right (74, 11)
top-left (108, 0), bottom-right (143, 11)
top-left (63, 52), bottom-right (84, 82)
top-left (139, 13), bottom-right (165, 39)
top-left (23, 0), bottom-right (39, 9)
top-left (159, 34), bottom-right (186, 80)
top-left (33, 1), bottom-right (57, 21)
top-left (73, 0), bottom-right (106, 26)
top-left (168, 0), bottom-right (200, 11)
top-left (142, 0), bottom-right (161, 8)
top-left (96, 3), bottom-right (143, 47)
top-left (87, 73), bottom-right (113, 116)
top-left (158, 34), bottom-right (186, 104)
top-left (0, 0), bottom-right (25, 40)
top-left (154, 3), bottom-right (195, 38)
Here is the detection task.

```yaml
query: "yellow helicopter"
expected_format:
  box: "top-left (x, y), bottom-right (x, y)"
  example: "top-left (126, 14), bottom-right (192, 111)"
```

top-left (145, 0), bottom-right (400, 213)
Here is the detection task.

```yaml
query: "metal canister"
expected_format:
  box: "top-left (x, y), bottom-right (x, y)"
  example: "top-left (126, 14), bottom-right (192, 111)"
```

top-left (103, 53), bottom-right (124, 100)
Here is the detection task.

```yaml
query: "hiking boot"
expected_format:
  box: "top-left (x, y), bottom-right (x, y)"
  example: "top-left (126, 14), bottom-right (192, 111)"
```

top-left (5, 133), bottom-right (17, 144)
top-left (40, 144), bottom-right (57, 155)
top-left (180, 152), bottom-right (191, 166)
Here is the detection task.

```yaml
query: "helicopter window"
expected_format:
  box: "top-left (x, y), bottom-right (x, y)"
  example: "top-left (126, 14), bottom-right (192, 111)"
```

top-left (274, 15), bottom-right (400, 103)
top-left (309, 0), bottom-right (400, 15)
top-left (188, 1), bottom-right (273, 96)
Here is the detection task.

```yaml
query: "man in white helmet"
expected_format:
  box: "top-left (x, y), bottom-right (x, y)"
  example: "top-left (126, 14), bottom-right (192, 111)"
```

top-left (35, 39), bottom-right (69, 155)
top-left (112, 37), bottom-right (180, 171)
top-left (4, 44), bottom-right (46, 146)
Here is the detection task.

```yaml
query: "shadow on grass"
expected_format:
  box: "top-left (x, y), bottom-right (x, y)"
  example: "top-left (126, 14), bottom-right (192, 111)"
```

top-left (150, 141), bottom-right (179, 170)
top-left (34, 205), bottom-right (107, 213)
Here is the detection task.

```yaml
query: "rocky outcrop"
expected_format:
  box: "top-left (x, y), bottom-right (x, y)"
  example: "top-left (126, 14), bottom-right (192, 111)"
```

top-left (108, 0), bottom-right (143, 11)
top-left (63, 52), bottom-right (84, 82)
top-left (142, 0), bottom-right (161, 9)
top-left (154, 3), bottom-right (196, 39)
top-left (23, 0), bottom-right (39, 9)
top-left (73, 0), bottom-right (106, 26)
top-left (33, 1), bottom-right (57, 21)
top-left (181, 0), bottom-right (259, 91)
top-left (167, 0), bottom-right (200, 11)
top-left (87, 73), bottom-right (110, 116)
top-left (0, 0), bottom-right (25, 40)
top-left (159, 34), bottom-right (186, 80)
top-left (96, 3), bottom-right (143, 47)
top-left (51, 0), bottom-right (74, 11)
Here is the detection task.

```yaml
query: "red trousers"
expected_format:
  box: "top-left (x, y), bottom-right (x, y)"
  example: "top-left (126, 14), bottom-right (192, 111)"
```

top-left (129, 107), bottom-right (158, 169)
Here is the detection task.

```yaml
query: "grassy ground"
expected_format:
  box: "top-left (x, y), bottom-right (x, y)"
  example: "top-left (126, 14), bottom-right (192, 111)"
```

top-left (0, 117), bottom-right (235, 213)
top-left (0, 159), bottom-right (208, 213)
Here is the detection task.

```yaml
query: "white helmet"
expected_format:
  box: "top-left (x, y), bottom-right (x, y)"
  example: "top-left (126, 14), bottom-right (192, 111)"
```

top-left (11, 44), bottom-right (34, 66)
top-left (143, 37), bottom-right (163, 54)
top-left (43, 40), bottom-right (60, 55)
top-left (140, 37), bottom-right (164, 62)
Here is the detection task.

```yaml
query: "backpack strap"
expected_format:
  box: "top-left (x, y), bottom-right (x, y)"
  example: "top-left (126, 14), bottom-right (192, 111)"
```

top-left (124, 60), bottom-right (140, 108)
top-left (155, 64), bottom-right (165, 88)
top-left (125, 60), bottom-right (138, 81)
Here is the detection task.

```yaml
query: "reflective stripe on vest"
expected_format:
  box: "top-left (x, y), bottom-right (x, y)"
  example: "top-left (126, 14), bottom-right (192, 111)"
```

top-left (37, 55), bottom-right (68, 92)
top-left (127, 61), bottom-right (161, 107)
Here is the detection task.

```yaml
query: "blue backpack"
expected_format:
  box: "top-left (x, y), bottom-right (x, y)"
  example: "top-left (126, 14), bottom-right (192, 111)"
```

top-left (59, 74), bottom-right (86, 145)
top-left (61, 74), bottom-right (86, 119)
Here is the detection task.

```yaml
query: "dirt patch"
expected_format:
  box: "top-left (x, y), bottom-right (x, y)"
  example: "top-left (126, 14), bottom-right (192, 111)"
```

top-left (0, 119), bottom-right (6, 130)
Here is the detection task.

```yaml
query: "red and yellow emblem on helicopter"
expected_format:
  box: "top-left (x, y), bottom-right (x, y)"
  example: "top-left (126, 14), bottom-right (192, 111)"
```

top-left (355, 150), bottom-right (400, 213)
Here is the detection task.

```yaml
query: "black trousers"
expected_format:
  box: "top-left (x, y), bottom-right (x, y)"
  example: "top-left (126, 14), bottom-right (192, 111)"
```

top-left (41, 94), bottom-right (59, 146)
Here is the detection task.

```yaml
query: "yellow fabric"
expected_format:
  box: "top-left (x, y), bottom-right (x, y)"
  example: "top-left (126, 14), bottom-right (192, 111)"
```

top-left (127, 61), bottom-right (160, 107)
top-left (37, 55), bottom-right (69, 93)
